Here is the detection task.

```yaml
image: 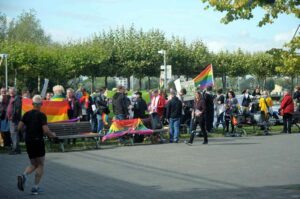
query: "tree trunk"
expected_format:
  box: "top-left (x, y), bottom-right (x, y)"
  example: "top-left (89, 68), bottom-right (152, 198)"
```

top-left (257, 78), bottom-right (262, 90)
top-left (291, 76), bottom-right (295, 92)
top-left (222, 74), bottom-right (226, 92)
top-left (74, 75), bottom-right (77, 88)
top-left (148, 77), bottom-right (151, 89)
top-left (105, 76), bottom-right (108, 88)
top-left (37, 76), bottom-right (40, 92)
top-left (139, 78), bottom-right (142, 90)
top-left (127, 76), bottom-right (131, 90)
top-left (263, 78), bottom-right (266, 91)
top-left (221, 65), bottom-right (226, 92)
top-left (91, 76), bottom-right (95, 92)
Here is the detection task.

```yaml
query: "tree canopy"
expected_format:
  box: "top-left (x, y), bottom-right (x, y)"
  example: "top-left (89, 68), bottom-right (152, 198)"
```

top-left (201, 0), bottom-right (300, 26)
top-left (0, 10), bottom-right (299, 92)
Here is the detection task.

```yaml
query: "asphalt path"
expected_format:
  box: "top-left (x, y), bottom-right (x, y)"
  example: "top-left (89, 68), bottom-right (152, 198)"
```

top-left (1, 133), bottom-right (300, 199)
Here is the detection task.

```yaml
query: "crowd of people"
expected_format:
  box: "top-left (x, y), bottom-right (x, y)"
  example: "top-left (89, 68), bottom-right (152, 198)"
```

top-left (0, 84), bottom-right (298, 196)
top-left (130, 85), bottom-right (298, 144)
top-left (1, 84), bottom-right (299, 153)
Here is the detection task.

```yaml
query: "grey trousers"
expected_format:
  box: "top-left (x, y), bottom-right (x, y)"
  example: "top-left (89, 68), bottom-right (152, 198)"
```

top-left (9, 121), bottom-right (19, 151)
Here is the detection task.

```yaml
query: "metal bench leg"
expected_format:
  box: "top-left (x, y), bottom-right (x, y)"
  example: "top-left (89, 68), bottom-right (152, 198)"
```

top-left (130, 136), bottom-right (134, 146)
top-left (294, 123), bottom-right (300, 133)
top-left (253, 125), bottom-right (257, 134)
top-left (48, 139), bottom-right (52, 152)
top-left (60, 142), bottom-right (65, 152)
top-left (95, 138), bottom-right (100, 149)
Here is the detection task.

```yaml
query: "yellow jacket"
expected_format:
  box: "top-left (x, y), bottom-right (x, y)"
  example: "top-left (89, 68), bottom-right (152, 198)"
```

top-left (259, 97), bottom-right (273, 115)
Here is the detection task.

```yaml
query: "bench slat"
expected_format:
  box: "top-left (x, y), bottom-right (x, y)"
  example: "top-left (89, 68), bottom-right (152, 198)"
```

top-left (48, 122), bottom-right (93, 138)
top-left (57, 133), bottom-right (102, 139)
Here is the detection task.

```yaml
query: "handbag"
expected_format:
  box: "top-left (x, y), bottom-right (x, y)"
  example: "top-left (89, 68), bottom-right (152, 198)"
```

top-left (232, 116), bottom-right (238, 126)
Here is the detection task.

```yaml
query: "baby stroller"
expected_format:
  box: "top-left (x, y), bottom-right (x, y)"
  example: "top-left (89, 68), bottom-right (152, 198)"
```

top-left (225, 114), bottom-right (247, 137)
top-left (253, 112), bottom-right (275, 135)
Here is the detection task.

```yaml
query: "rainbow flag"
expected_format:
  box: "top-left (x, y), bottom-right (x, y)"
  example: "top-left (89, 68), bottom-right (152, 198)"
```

top-left (193, 64), bottom-right (214, 89)
top-left (22, 98), bottom-right (69, 123)
top-left (102, 113), bottom-right (109, 126)
top-left (50, 95), bottom-right (65, 101)
top-left (102, 118), bottom-right (153, 142)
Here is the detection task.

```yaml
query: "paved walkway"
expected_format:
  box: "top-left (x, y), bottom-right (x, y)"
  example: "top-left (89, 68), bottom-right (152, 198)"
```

top-left (1, 134), bottom-right (300, 198)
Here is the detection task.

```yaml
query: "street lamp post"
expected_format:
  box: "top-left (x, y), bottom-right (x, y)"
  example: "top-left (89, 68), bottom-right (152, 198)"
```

top-left (158, 50), bottom-right (167, 89)
top-left (0, 53), bottom-right (8, 90)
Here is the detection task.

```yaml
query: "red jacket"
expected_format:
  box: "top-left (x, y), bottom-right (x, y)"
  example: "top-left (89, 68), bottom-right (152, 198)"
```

top-left (157, 96), bottom-right (166, 117)
top-left (280, 94), bottom-right (294, 114)
top-left (149, 95), bottom-right (166, 117)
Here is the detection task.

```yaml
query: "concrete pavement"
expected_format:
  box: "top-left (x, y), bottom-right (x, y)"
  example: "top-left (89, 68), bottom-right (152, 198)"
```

top-left (1, 134), bottom-right (300, 198)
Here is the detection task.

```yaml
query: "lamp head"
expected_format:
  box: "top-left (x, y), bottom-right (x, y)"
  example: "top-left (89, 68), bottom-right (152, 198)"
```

top-left (158, 50), bottom-right (165, 54)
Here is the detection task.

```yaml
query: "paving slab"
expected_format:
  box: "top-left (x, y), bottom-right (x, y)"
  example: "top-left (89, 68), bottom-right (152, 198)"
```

top-left (1, 134), bottom-right (300, 198)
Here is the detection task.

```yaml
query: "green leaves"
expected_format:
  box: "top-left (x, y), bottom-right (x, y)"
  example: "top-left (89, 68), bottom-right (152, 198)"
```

top-left (1, 9), bottom-right (299, 91)
top-left (7, 10), bottom-right (51, 44)
top-left (201, 0), bottom-right (300, 27)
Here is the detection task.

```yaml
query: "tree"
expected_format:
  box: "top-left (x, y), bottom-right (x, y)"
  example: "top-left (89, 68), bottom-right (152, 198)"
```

top-left (228, 49), bottom-right (249, 77)
top-left (211, 51), bottom-right (233, 91)
top-left (0, 41), bottom-right (38, 89)
top-left (111, 26), bottom-right (167, 90)
top-left (138, 29), bottom-right (167, 89)
top-left (0, 12), bottom-right (8, 41)
top-left (201, 0), bottom-right (300, 26)
top-left (190, 40), bottom-right (211, 79)
top-left (265, 78), bottom-right (275, 92)
top-left (270, 35), bottom-right (300, 91)
top-left (7, 10), bottom-right (51, 44)
top-left (83, 39), bottom-right (111, 91)
top-left (168, 37), bottom-right (193, 80)
top-left (249, 52), bottom-right (275, 89)
top-left (95, 30), bottom-right (118, 88)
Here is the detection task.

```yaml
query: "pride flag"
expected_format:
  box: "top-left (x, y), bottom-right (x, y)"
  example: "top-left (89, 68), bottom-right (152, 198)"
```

top-left (193, 64), bottom-right (214, 89)
top-left (102, 113), bottom-right (109, 126)
top-left (50, 95), bottom-right (65, 101)
top-left (102, 118), bottom-right (153, 142)
top-left (22, 98), bottom-right (69, 123)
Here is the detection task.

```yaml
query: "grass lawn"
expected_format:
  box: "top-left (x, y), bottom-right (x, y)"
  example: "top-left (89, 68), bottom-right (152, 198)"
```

top-left (0, 125), bottom-right (298, 153)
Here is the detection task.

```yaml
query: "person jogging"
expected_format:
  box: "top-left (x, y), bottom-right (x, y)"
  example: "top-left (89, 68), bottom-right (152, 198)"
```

top-left (17, 95), bottom-right (56, 195)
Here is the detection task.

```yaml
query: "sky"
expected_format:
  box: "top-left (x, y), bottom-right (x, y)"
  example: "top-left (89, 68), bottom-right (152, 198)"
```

top-left (0, 0), bottom-right (299, 52)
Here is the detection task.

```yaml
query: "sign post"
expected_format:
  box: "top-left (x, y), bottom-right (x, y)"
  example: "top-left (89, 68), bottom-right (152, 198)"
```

top-left (41, 79), bottom-right (49, 99)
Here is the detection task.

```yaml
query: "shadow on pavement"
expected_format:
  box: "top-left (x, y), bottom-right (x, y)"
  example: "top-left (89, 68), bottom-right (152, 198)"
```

top-left (1, 141), bottom-right (300, 199)
top-left (1, 156), bottom-right (299, 199)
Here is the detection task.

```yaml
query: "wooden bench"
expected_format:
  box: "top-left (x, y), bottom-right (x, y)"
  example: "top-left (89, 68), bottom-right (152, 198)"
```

top-left (47, 122), bottom-right (102, 152)
top-left (118, 128), bottom-right (169, 146)
top-left (144, 128), bottom-right (169, 144)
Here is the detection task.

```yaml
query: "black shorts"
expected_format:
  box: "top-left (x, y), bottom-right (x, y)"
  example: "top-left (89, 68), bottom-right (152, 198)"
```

top-left (25, 140), bottom-right (45, 159)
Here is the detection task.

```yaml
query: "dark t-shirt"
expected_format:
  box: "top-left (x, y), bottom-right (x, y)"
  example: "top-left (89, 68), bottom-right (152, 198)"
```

top-left (204, 93), bottom-right (214, 111)
top-left (21, 110), bottom-right (47, 142)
